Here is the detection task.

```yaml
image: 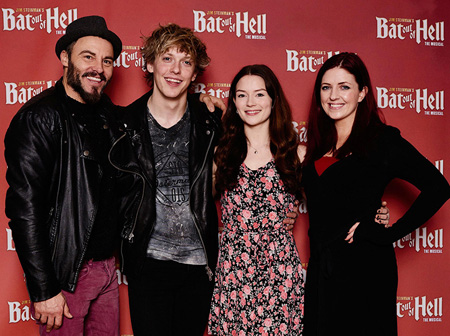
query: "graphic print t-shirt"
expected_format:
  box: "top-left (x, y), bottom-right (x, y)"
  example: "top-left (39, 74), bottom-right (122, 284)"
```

top-left (146, 106), bottom-right (206, 265)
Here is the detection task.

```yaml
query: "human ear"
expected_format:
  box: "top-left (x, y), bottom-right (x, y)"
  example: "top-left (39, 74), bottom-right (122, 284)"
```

top-left (358, 86), bottom-right (368, 102)
top-left (60, 50), bottom-right (69, 67)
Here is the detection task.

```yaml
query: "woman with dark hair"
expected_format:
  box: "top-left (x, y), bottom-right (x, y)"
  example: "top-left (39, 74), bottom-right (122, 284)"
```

top-left (300, 52), bottom-right (450, 335)
top-left (208, 64), bottom-right (304, 335)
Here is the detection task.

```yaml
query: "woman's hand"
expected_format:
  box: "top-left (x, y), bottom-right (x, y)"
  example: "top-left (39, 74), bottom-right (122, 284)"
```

top-left (345, 222), bottom-right (360, 244)
top-left (375, 201), bottom-right (391, 228)
top-left (283, 200), bottom-right (299, 231)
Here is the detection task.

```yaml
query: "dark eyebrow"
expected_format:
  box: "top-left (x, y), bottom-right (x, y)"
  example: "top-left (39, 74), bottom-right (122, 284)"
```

top-left (79, 50), bottom-right (114, 60)
top-left (79, 50), bottom-right (96, 56)
top-left (236, 88), bottom-right (267, 93)
top-left (162, 52), bottom-right (192, 60)
top-left (321, 81), bottom-right (351, 85)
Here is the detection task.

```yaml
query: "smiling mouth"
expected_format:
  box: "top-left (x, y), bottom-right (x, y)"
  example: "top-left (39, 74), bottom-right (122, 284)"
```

top-left (166, 78), bottom-right (182, 84)
top-left (86, 76), bottom-right (102, 83)
top-left (329, 103), bottom-right (344, 109)
top-left (245, 110), bottom-right (261, 115)
top-left (82, 72), bottom-right (106, 85)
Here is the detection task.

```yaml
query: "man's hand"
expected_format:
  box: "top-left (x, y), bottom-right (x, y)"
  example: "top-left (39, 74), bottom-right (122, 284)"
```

top-left (199, 93), bottom-right (226, 112)
top-left (34, 292), bottom-right (72, 332)
top-left (375, 201), bottom-right (391, 228)
top-left (283, 200), bottom-right (300, 231)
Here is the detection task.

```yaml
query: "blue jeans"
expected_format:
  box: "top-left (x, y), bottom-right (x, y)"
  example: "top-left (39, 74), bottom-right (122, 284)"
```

top-left (35, 256), bottom-right (119, 336)
top-left (128, 258), bottom-right (214, 336)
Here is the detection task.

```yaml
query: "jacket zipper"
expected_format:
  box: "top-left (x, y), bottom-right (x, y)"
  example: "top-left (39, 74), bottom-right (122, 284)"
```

top-left (51, 119), bottom-right (68, 261)
top-left (108, 133), bottom-right (147, 271)
top-left (189, 130), bottom-right (215, 281)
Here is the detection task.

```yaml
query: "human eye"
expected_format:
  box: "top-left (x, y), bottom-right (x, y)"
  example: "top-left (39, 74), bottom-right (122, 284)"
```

top-left (162, 56), bottom-right (171, 62)
top-left (103, 59), bottom-right (113, 66)
top-left (183, 60), bottom-right (192, 66)
top-left (341, 85), bottom-right (350, 90)
top-left (236, 93), bottom-right (246, 98)
top-left (321, 85), bottom-right (330, 91)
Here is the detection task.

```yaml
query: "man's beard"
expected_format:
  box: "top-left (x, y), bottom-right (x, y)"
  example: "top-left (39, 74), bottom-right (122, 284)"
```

top-left (66, 60), bottom-right (109, 104)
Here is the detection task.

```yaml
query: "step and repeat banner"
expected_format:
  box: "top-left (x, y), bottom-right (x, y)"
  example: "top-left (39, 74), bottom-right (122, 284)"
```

top-left (0, 0), bottom-right (448, 335)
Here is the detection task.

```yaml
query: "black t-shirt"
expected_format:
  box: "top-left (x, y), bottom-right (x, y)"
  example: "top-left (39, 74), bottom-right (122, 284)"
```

top-left (66, 97), bottom-right (120, 261)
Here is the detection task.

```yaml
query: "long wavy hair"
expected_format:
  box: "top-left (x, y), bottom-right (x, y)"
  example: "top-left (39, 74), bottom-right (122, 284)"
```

top-left (214, 64), bottom-right (302, 196)
top-left (304, 52), bottom-right (386, 164)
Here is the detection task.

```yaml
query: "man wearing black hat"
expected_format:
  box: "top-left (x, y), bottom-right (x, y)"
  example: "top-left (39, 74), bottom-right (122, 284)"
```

top-left (5, 15), bottom-right (124, 335)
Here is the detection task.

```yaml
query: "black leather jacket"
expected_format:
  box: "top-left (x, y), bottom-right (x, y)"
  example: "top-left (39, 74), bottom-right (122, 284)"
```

top-left (4, 80), bottom-right (124, 302)
top-left (109, 91), bottom-right (222, 280)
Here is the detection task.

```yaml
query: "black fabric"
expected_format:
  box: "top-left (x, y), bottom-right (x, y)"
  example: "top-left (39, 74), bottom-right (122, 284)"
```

top-left (109, 91), bottom-right (222, 280)
top-left (55, 15), bottom-right (122, 60)
top-left (128, 258), bottom-right (213, 336)
top-left (4, 79), bottom-right (124, 301)
top-left (63, 98), bottom-right (120, 262)
top-left (302, 125), bottom-right (450, 336)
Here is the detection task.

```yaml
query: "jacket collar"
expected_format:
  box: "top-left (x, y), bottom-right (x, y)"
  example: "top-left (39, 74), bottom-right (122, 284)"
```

top-left (121, 89), bottom-right (220, 187)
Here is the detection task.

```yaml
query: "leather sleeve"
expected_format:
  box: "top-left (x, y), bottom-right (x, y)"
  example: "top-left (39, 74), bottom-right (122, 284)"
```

top-left (4, 106), bottom-right (62, 302)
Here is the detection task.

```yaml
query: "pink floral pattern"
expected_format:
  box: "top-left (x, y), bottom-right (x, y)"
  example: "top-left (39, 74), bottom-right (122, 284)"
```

top-left (209, 160), bottom-right (304, 335)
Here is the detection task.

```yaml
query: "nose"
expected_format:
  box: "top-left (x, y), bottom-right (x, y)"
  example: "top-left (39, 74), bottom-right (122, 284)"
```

top-left (246, 95), bottom-right (255, 106)
top-left (92, 59), bottom-right (104, 74)
top-left (171, 62), bottom-right (180, 74)
top-left (330, 87), bottom-right (339, 100)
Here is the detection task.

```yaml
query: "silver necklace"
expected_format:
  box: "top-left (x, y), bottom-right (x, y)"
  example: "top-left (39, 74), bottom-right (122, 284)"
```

top-left (248, 142), bottom-right (270, 154)
top-left (249, 144), bottom-right (258, 154)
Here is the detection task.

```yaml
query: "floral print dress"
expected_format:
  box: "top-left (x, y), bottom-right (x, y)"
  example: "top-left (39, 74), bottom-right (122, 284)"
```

top-left (209, 160), bottom-right (304, 335)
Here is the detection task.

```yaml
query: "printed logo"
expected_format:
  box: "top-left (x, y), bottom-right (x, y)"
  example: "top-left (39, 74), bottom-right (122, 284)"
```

top-left (8, 300), bottom-right (34, 323)
top-left (286, 50), bottom-right (340, 73)
top-left (293, 120), bottom-right (307, 143)
top-left (116, 267), bottom-right (128, 286)
top-left (4, 80), bottom-right (54, 105)
top-left (298, 199), bottom-right (307, 215)
top-left (376, 17), bottom-right (444, 46)
top-left (113, 46), bottom-right (144, 70)
top-left (6, 228), bottom-right (15, 251)
top-left (2, 7), bottom-right (77, 34)
top-left (435, 160), bottom-right (444, 175)
top-left (394, 227), bottom-right (444, 253)
top-left (194, 82), bottom-right (231, 99)
top-left (193, 10), bottom-right (267, 39)
top-left (376, 87), bottom-right (444, 115)
top-left (397, 296), bottom-right (443, 322)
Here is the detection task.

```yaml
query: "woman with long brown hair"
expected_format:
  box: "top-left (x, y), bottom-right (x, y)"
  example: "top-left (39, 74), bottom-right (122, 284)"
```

top-left (209, 64), bottom-right (304, 335)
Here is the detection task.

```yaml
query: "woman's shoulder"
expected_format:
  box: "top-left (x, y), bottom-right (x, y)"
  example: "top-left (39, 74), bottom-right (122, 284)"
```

top-left (376, 125), bottom-right (402, 144)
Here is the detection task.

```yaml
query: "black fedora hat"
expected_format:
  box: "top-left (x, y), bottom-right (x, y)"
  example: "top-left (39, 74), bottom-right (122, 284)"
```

top-left (55, 15), bottom-right (122, 60)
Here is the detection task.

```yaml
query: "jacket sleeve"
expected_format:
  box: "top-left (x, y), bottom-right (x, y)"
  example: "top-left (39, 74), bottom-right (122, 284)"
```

top-left (356, 127), bottom-right (450, 245)
top-left (4, 107), bottom-right (62, 302)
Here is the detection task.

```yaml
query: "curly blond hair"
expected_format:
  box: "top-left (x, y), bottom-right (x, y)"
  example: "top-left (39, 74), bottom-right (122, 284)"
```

top-left (141, 23), bottom-right (210, 84)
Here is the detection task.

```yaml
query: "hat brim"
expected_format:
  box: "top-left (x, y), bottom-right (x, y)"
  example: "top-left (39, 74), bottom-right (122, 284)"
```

top-left (55, 29), bottom-right (122, 61)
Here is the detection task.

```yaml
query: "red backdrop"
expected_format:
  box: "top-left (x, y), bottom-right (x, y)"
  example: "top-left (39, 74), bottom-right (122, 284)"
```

top-left (1, 0), bottom-right (449, 335)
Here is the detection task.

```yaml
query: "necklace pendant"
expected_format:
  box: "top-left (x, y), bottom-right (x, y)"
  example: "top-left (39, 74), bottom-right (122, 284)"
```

top-left (254, 150), bottom-right (258, 154)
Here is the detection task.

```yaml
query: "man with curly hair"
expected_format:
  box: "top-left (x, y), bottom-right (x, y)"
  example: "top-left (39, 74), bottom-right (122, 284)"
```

top-left (109, 24), bottom-right (222, 335)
